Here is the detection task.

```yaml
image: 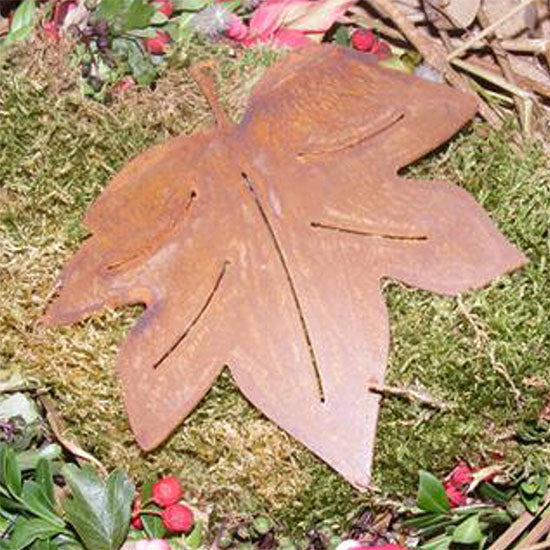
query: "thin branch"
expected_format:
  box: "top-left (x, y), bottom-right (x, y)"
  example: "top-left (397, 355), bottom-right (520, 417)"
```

top-left (368, 383), bottom-right (453, 411)
top-left (367, 0), bottom-right (502, 128)
top-left (346, 6), bottom-right (407, 42)
top-left (448, 0), bottom-right (538, 60)
top-left (477, 8), bottom-right (530, 136)
top-left (438, 29), bottom-right (503, 128)
top-left (451, 58), bottom-right (532, 99)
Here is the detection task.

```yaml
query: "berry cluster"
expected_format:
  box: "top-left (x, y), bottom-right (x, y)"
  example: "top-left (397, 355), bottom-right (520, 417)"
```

top-left (132, 476), bottom-right (195, 534)
top-left (350, 29), bottom-right (392, 60)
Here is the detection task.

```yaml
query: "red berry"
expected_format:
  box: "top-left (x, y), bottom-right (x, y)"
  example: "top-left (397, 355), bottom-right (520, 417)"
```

top-left (162, 503), bottom-right (194, 533)
top-left (371, 40), bottom-right (392, 60)
top-left (131, 495), bottom-right (144, 530)
top-left (131, 514), bottom-right (144, 530)
top-left (152, 476), bottom-right (183, 507)
top-left (154, 0), bottom-right (173, 18)
top-left (351, 29), bottom-right (375, 52)
top-left (143, 30), bottom-right (170, 55)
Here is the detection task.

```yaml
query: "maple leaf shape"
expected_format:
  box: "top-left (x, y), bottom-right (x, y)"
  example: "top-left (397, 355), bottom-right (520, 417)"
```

top-left (42, 46), bottom-right (526, 488)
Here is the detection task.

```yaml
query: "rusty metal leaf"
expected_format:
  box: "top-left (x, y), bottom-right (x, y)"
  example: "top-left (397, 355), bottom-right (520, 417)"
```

top-left (42, 46), bottom-right (526, 489)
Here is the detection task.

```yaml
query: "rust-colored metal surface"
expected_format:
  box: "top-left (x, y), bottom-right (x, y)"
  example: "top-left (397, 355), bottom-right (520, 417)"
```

top-left (42, 45), bottom-right (526, 489)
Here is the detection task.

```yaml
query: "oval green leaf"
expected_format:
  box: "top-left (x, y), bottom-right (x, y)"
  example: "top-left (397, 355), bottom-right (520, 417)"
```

top-left (417, 471), bottom-right (451, 514)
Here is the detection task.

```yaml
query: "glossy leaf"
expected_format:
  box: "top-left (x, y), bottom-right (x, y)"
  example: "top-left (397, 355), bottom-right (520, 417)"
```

top-left (62, 465), bottom-right (134, 550)
top-left (421, 536), bottom-right (452, 550)
top-left (34, 460), bottom-right (55, 509)
top-left (452, 514), bottom-right (484, 544)
top-left (140, 481), bottom-right (166, 539)
top-left (3, 0), bottom-right (36, 45)
top-left (21, 482), bottom-right (65, 528)
top-left (4, 446), bottom-right (22, 498)
top-left (418, 471), bottom-right (451, 514)
top-left (7, 518), bottom-right (65, 550)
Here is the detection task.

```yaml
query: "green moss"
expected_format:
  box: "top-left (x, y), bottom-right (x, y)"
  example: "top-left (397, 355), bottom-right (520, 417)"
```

top-left (1, 40), bottom-right (549, 538)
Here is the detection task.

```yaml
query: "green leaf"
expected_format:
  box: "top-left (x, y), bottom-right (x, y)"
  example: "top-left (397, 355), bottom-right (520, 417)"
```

top-left (30, 539), bottom-right (55, 550)
top-left (180, 0), bottom-right (208, 10)
top-left (17, 445), bottom-right (63, 472)
top-left (0, 494), bottom-right (27, 512)
top-left (453, 515), bottom-right (484, 544)
top-left (185, 520), bottom-right (203, 549)
top-left (521, 493), bottom-right (540, 515)
top-left (140, 481), bottom-right (166, 539)
top-left (405, 513), bottom-right (444, 529)
top-left (4, 446), bottom-right (22, 497)
top-left (477, 483), bottom-right (510, 504)
top-left (417, 471), bottom-right (451, 514)
top-left (3, 0), bottom-right (36, 44)
top-left (126, 27), bottom-right (159, 38)
top-left (521, 481), bottom-right (539, 495)
top-left (150, 11), bottom-right (169, 24)
top-left (421, 536), bottom-right (452, 550)
top-left (34, 460), bottom-right (55, 509)
top-left (122, 0), bottom-right (156, 31)
top-left (332, 26), bottom-right (349, 46)
top-left (113, 38), bottom-right (157, 85)
top-left (62, 465), bottom-right (134, 550)
top-left (21, 482), bottom-right (65, 528)
top-left (7, 517), bottom-right (65, 550)
top-left (97, 0), bottom-right (126, 21)
top-left (0, 445), bottom-right (7, 487)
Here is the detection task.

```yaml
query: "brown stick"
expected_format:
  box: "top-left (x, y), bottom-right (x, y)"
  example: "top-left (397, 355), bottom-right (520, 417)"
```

top-left (368, 383), bottom-right (453, 411)
top-left (477, 8), bottom-right (530, 136)
top-left (448, 0), bottom-right (538, 60)
top-left (368, 0), bottom-right (502, 128)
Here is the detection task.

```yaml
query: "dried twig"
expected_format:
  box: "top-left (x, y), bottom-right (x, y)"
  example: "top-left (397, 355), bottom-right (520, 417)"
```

top-left (477, 8), bottom-right (531, 136)
top-left (448, 0), bottom-right (538, 60)
top-left (367, 0), bottom-right (502, 128)
top-left (439, 29), bottom-right (503, 128)
top-left (488, 347), bottom-right (522, 408)
top-left (368, 383), bottom-right (453, 411)
top-left (38, 394), bottom-right (108, 477)
top-left (346, 6), bottom-right (407, 42)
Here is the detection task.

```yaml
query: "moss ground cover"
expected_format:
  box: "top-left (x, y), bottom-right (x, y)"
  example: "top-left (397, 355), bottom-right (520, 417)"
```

top-left (1, 39), bottom-right (549, 536)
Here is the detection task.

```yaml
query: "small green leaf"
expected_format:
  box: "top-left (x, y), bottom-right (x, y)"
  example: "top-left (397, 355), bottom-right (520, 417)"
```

top-left (332, 26), bottom-right (349, 46)
top-left (22, 482), bottom-right (65, 528)
top-left (140, 481), bottom-right (166, 539)
top-left (417, 471), bottom-right (451, 514)
top-left (62, 464), bottom-right (134, 550)
top-left (452, 515), bottom-right (484, 544)
top-left (34, 460), bottom-right (55, 508)
top-left (4, 446), bottom-right (22, 497)
top-left (405, 513), bottom-right (443, 529)
top-left (0, 445), bottom-right (7, 487)
top-left (180, 0), bottom-right (208, 11)
top-left (127, 27), bottom-right (159, 38)
top-left (3, 0), bottom-right (36, 44)
top-left (185, 520), bottom-right (203, 549)
top-left (7, 517), bottom-right (65, 550)
top-left (17, 445), bottom-right (62, 473)
top-left (521, 493), bottom-right (540, 515)
top-left (521, 481), bottom-right (539, 495)
top-left (421, 536), bottom-right (452, 550)
top-left (97, 0), bottom-right (125, 21)
top-left (122, 0), bottom-right (156, 31)
top-left (0, 494), bottom-right (27, 512)
top-left (150, 11), bottom-right (169, 24)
